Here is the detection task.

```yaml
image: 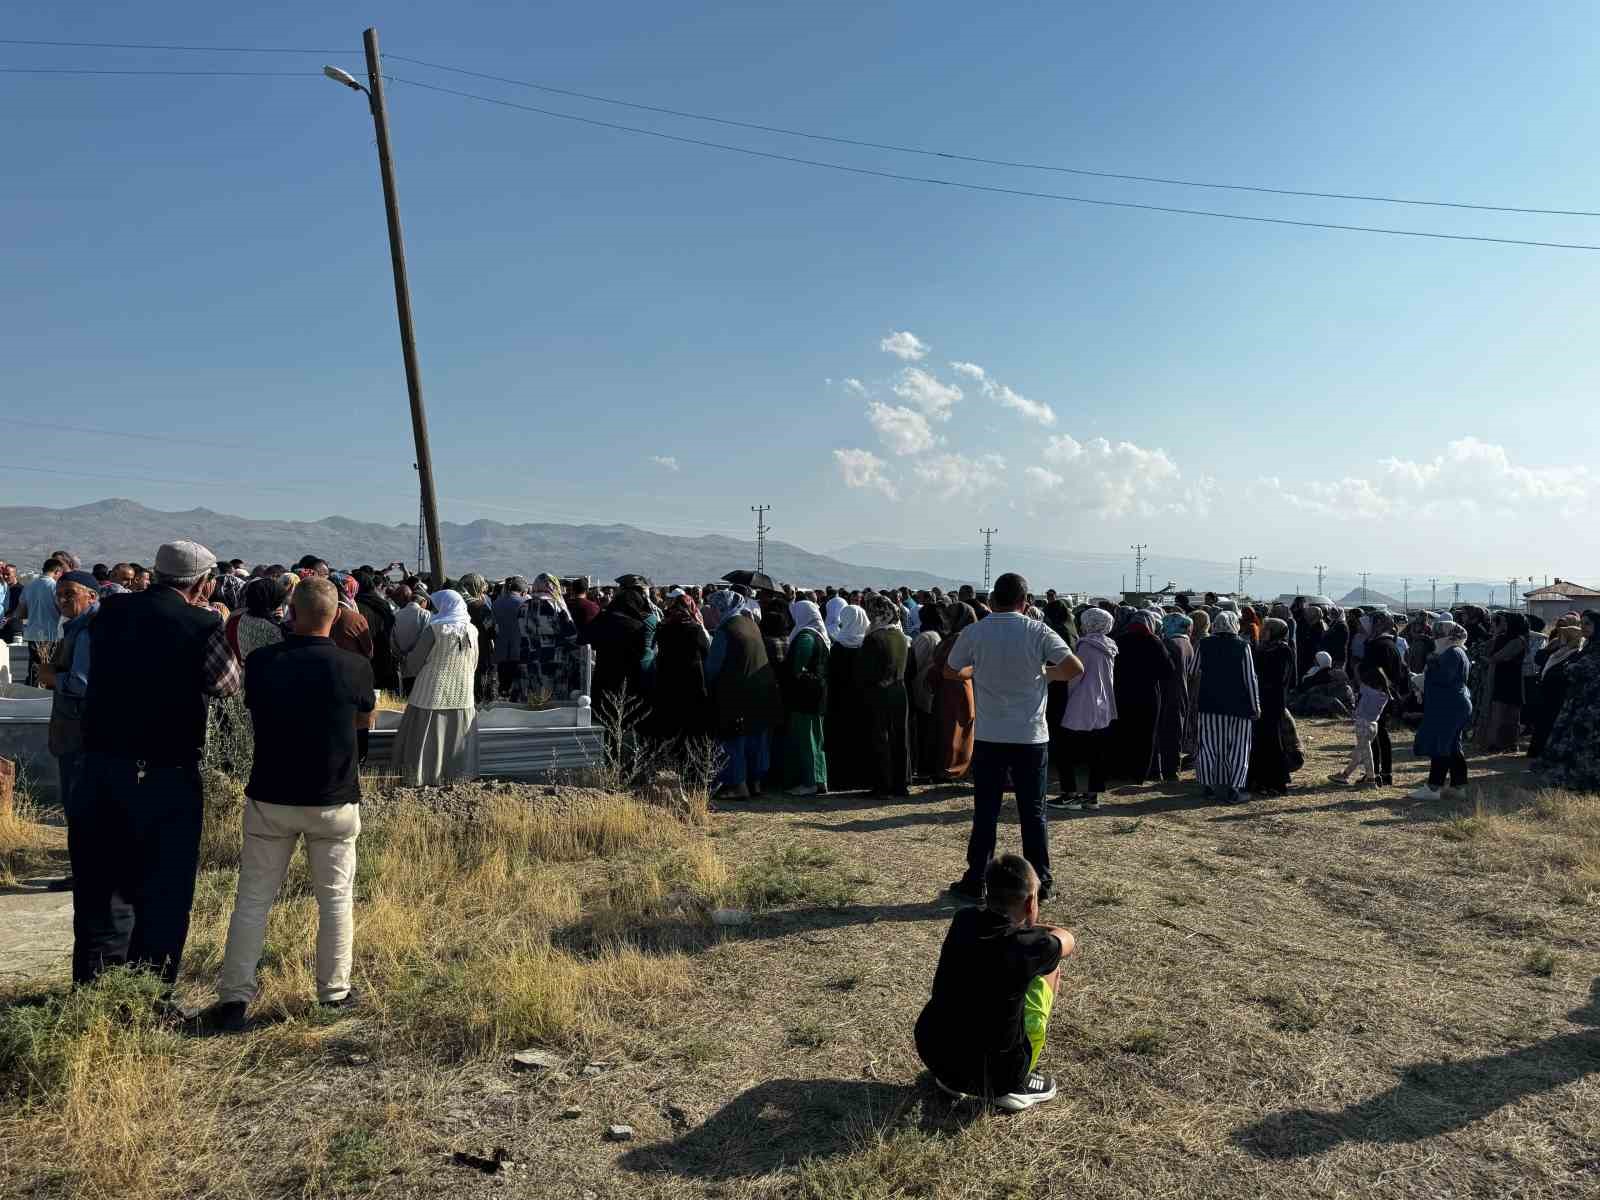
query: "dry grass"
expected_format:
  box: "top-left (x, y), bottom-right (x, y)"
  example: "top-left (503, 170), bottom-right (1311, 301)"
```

top-left (2, 718), bottom-right (1598, 1199)
top-left (0, 771), bottom-right (66, 886)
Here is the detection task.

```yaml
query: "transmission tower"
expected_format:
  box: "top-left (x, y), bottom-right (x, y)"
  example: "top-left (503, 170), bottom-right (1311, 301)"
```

top-left (1314, 564), bottom-right (1327, 596)
top-left (980, 528), bottom-right (998, 591)
top-left (1430, 578), bottom-right (1438, 610)
top-left (1237, 555), bottom-right (1256, 599)
top-left (1453, 582), bottom-right (1461, 607)
top-left (750, 505), bottom-right (772, 573)
top-left (1402, 578), bottom-right (1410, 611)
top-left (1130, 543), bottom-right (1148, 593)
top-left (1508, 577), bottom-right (1520, 613)
top-left (1359, 572), bottom-right (1370, 603)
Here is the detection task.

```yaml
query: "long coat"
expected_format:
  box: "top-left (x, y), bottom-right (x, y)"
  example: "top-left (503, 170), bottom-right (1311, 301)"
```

top-left (1109, 627), bottom-right (1173, 782)
top-left (1414, 644), bottom-right (1472, 759)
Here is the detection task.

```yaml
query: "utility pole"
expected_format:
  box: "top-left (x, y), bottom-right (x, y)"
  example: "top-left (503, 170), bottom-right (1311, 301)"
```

top-left (1453, 582), bottom-right (1461, 608)
top-left (1430, 578), bottom-right (1438, 610)
top-left (1130, 543), bottom-right (1148, 593)
top-left (325, 30), bottom-right (447, 584)
top-left (1237, 555), bottom-right (1256, 599)
top-left (1508, 577), bottom-right (1519, 613)
top-left (1402, 577), bottom-right (1409, 612)
top-left (1314, 564), bottom-right (1327, 596)
top-left (1359, 572), bottom-right (1370, 603)
top-left (980, 528), bottom-right (998, 592)
top-left (750, 505), bottom-right (771, 573)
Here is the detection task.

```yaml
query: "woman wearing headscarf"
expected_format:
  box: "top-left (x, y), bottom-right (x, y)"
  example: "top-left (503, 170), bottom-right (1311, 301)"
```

top-left (1355, 610), bottom-right (1404, 786)
top-left (1247, 617), bottom-right (1299, 796)
top-left (649, 593), bottom-right (712, 743)
top-left (1181, 609), bottom-right (1211, 763)
top-left (1529, 622), bottom-right (1585, 757)
top-left (1321, 606), bottom-right (1349, 675)
top-left (518, 571), bottom-right (581, 706)
top-left (781, 599), bottom-right (831, 796)
top-left (1408, 620), bottom-right (1473, 799)
top-left (1041, 600), bottom-right (1080, 799)
top-left (760, 601), bottom-right (792, 671)
top-left (1296, 604), bottom-right (1327, 680)
top-left (227, 576), bottom-right (287, 663)
top-left (907, 602), bottom-right (946, 782)
top-left (1536, 610), bottom-right (1600, 789)
top-left (1108, 610), bottom-right (1174, 784)
top-left (1477, 612), bottom-right (1528, 752)
top-left (703, 590), bottom-right (784, 800)
top-left (394, 589), bottom-right (480, 787)
top-left (930, 601), bottom-right (977, 781)
top-left (1054, 606), bottom-right (1117, 809)
top-left (820, 603), bottom-right (872, 791)
top-left (1156, 612), bottom-right (1198, 782)
top-left (856, 594), bottom-right (912, 797)
top-left (824, 595), bottom-right (847, 641)
top-left (584, 586), bottom-right (653, 722)
top-left (1194, 610), bottom-right (1259, 804)
top-left (456, 573), bottom-right (498, 703)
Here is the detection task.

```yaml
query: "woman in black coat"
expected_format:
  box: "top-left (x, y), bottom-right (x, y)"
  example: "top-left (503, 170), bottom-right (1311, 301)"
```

top-left (1109, 611), bottom-right (1175, 784)
top-left (585, 589), bottom-right (652, 723)
top-left (1247, 617), bottom-right (1299, 795)
top-left (649, 594), bottom-right (711, 742)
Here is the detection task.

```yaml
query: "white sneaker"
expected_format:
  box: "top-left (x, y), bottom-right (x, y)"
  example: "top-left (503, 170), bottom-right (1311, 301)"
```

top-left (993, 1072), bottom-right (1058, 1112)
top-left (1407, 784), bottom-right (1443, 802)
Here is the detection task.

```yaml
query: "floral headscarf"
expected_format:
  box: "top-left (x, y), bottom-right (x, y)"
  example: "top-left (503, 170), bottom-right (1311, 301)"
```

top-left (530, 572), bottom-right (569, 615)
top-left (664, 592), bottom-right (704, 628)
top-left (704, 589), bottom-right (745, 630)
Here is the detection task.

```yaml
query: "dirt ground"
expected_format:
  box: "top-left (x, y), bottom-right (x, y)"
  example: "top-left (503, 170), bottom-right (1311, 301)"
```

top-left (6, 718), bottom-right (1598, 1199)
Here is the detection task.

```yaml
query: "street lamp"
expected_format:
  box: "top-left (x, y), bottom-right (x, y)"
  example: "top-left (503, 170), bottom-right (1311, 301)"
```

top-left (323, 28), bottom-right (447, 586)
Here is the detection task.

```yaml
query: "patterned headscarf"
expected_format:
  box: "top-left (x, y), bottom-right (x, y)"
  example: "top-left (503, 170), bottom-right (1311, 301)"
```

top-left (1212, 610), bottom-right (1242, 635)
top-left (1161, 612), bottom-right (1193, 640)
top-left (664, 592), bottom-right (704, 628)
top-left (530, 572), bottom-right (569, 615)
top-left (1079, 607), bottom-right (1114, 636)
top-left (704, 589), bottom-right (745, 630)
top-left (1126, 610), bottom-right (1159, 635)
top-left (864, 593), bottom-right (902, 634)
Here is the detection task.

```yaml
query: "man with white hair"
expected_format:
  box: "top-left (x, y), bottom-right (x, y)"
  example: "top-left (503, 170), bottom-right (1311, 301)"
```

top-left (73, 540), bottom-right (242, 988)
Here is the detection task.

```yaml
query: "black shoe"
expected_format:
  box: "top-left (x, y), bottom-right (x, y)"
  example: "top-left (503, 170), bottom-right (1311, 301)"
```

top-left (192, 1000), bottom-right (249, 1035)
top-left (948, 878), bottom-right (986, 905)
top-left (1037, 881), bottom-right (1053, 903)
top-left (45, 876), bottom-right (74, 893)
top-left (316, 991), bottom-right (359, 1012)
top-left (1072, 794), bottom-right (1100, 811)
top-left (1046, 794), bottom-right (1076, 811)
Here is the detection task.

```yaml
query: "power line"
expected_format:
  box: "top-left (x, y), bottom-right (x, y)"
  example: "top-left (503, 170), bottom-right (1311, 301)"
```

top-left (0, 37), bottom-right (348, 54)
top-left (0, 67), bottom-right (325, 77)
top-left (6, 416), bottom-right (401, 465)
top-left (384, 76), bottom-right (1600, 253)
top-left (386, 53), bottom-right (1600, 220)
top-left (7, 35), bottom-right (1598, 220)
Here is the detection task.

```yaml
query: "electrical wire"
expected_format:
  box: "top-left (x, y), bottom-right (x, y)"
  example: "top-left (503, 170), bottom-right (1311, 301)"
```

top-left (6, 417), bottom-right (402, 466)
top-left (0, 67), bottom-right (324, 77)
top-left (5, 35), bottom-right (1596, 218)
top-left (386, 53), bottom-right (1600, 220)
top-left (387, 76), bottom-right (1600, 252)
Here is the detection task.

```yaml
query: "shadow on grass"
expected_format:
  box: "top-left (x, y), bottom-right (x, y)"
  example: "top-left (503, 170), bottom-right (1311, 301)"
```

top-left (1234, 978), bottom-right (1600, 1158)
top-left (619, 1075), bottom-right (984, 1179)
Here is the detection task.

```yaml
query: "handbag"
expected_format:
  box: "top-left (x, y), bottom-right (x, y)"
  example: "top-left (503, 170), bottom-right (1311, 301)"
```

top-left (1280, 710), bottom-right (1305, 771)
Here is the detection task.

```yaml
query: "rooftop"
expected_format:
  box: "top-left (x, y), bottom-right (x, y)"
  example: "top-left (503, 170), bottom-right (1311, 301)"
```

top-left (1523, 578), bottom-right (1600, 600)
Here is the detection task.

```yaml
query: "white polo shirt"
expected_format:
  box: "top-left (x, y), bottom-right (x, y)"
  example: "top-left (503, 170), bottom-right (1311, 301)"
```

top-left (944, 612), bottom-right (1070, 745)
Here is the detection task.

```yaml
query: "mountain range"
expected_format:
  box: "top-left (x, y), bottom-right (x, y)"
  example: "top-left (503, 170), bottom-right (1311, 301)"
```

top-left (0, 500), bottom-right (960, 590)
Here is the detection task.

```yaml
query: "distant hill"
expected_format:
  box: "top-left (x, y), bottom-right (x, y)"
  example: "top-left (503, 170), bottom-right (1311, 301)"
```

top-left (0, 500), bottom-right (958, 590)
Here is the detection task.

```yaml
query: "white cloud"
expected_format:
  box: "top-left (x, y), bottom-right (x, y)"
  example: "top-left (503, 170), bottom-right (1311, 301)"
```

top-left (893, 367), bottom-right (963, 421)
top-left (880, 330), bottom-right (929, 361)
top-left (867, 401), bottom-right (935, 455)
top-left (834, 448), bottom-right (898, 499)
top-left (950, 360), bottom-right (1056, 426)
top-left (913, 452), bottom-right (1008, 498)
top-left (648, 455), bottom-right (680, 471)
top-left (1024, 466), bottom-right (1063, 491)
top-left (1032, 434), bottom-right (1188, 514)
top-left (843, 377), bottom-right (868, 397)
top-left (1254, 438), bottom-right (1595, 520)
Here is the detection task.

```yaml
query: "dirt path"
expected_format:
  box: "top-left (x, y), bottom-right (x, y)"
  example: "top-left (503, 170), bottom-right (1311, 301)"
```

top-left (0, 884), bottom-right (72, 983)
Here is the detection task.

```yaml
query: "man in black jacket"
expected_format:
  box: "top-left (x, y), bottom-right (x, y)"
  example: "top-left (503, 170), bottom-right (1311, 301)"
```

top-left (200, 577), bottom-right (374, 1032)
top-left (74, 540), bottom-right (240, 987)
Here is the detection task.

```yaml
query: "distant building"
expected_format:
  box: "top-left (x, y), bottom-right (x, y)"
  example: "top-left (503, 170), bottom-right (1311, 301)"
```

top-left (1523, 579), bottom-right (1600, 627)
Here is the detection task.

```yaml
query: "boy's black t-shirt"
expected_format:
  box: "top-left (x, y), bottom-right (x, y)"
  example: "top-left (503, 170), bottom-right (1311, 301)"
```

top-left (914, 907), bottom-right (1062, 1096)
top-left (244, 634), bottom-right (377, 806)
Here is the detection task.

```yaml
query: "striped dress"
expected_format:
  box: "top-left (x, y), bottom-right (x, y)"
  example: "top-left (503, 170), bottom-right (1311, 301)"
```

top-left (1196, 641), bottom-right (1259, 792)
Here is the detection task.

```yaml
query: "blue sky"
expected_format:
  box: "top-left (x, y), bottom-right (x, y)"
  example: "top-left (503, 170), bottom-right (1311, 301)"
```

top-left (5, 2), bottom-right (1599, 581)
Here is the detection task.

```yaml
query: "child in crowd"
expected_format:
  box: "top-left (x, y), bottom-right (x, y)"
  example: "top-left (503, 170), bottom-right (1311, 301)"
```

top-left (915, 854), bottom-right (1076, 1111)
top-left (1329, 675), bottom-right (1390, 786)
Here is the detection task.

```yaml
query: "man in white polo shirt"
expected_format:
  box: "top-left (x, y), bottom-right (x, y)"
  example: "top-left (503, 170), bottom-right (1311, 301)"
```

top-left (944, 572), bottom-right (1083, 904)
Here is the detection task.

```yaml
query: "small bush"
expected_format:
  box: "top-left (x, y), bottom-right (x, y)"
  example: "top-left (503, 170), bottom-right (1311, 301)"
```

top-left (1523, 947), bottom-right (1559, 978)
top-left (0, 968), bottom-right (171, 1103)
top-left (734, 845), bottom-right (859, 910)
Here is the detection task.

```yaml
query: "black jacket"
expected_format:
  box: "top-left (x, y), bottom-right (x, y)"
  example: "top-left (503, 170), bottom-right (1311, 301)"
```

top-left (1358, 633), bottom-right (1406, 698)
top-left (1195, 632), bottom-right (1259, 720)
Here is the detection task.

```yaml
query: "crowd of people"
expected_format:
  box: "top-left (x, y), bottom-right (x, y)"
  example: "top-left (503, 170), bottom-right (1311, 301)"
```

top-left (4, 540), bottom-right (1597, 1105)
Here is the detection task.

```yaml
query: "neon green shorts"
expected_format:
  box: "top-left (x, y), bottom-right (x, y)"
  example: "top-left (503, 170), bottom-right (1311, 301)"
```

top-left (1023, 975), bottom-right (1055, 1072)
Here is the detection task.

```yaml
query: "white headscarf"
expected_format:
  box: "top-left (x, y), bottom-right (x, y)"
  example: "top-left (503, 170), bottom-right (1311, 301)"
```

top-left (833, 604), bottom-right (870, 649)
top-left (1212, 610), bottom-right (1241, 635)
top-left (788, 600), bottom-right (831, 651)
top-left (824, 595), bottom-right (847, 638)
top-left (429, 589), bottom-right (471, 635)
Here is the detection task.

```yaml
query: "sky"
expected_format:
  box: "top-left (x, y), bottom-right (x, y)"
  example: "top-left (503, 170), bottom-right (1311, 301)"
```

top-left (4, 2), bottom-right (1600, 585)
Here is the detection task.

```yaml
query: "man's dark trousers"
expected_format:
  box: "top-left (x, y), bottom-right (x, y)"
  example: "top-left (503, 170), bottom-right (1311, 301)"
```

top-left (963, 740), bottom-right (1052, 891)
top-left (70, 752), bottom-right (204, 986)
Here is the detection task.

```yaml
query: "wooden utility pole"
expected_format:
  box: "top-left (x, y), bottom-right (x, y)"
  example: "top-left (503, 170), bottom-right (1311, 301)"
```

top-left (363, 27), bottom-right (445, 585)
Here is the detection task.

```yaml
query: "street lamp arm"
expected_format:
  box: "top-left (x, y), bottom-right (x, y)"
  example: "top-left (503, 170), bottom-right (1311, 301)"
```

top-left (323, 64), bottom-right (367, 93)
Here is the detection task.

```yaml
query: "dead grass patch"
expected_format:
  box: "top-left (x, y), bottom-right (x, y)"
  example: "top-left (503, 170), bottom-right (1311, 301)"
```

top-left (0, 788), bottom-right (64, 886)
